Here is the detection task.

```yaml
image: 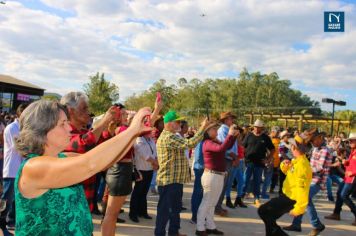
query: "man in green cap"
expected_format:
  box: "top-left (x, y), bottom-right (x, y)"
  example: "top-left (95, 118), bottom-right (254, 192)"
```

top-left (155, 110), bottom-right (209, 236)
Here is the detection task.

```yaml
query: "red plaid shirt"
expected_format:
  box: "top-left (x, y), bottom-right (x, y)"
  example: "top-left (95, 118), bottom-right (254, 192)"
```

top-left (310, 144), bottom-right (333, 188)
top-left (64, 124), bottom-right (111, 212)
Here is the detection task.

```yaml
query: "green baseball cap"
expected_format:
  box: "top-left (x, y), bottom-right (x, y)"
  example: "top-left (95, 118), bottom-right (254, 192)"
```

top-left (163, 110), bottom-right (186, 124)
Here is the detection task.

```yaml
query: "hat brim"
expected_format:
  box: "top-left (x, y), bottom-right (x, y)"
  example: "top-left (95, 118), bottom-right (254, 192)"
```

top-left (347, 137), bottom-right (356, 141)
top-left (205, 123), bottom-right (220, 131)
top-left (174, 116), bottom-right (186, 122)
top-left (254, 125), bottom-right (264, 128)
top-left (219, 115), bottom-right (237, 122)
top-left (280, 133), bottom-right (290, 138)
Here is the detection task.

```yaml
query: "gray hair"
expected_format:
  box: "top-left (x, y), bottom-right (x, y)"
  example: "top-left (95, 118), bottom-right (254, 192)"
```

top-left (15, 100), bottom-right (68, 157)
top-left (60, 91), bottom-right (89, 109)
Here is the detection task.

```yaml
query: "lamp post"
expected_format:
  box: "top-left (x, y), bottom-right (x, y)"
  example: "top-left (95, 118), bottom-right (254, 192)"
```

top-left (322, 98), bottom-right (346, 136)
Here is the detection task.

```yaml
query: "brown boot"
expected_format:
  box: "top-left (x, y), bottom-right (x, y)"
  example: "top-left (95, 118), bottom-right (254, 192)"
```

top-left (324, 213), bottom-right (340, 221)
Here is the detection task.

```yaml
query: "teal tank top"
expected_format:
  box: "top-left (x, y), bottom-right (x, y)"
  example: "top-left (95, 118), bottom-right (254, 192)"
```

top-left (15, 153), bottom-right (93, 236)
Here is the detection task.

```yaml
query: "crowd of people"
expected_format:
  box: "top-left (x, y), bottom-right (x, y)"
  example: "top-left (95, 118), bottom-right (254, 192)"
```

top-left (0, 93), bottom-right (355, 236)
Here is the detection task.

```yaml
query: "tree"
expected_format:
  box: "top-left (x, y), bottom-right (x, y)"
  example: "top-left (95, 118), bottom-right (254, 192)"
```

top-left (83, 72), bottom-right (119, 115)
top-left (124, 69), bottom-right (323, 124)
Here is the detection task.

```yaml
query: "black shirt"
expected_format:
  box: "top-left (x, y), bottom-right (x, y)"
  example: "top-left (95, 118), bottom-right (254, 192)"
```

top-left (243, 132), bottom-right (275, 166)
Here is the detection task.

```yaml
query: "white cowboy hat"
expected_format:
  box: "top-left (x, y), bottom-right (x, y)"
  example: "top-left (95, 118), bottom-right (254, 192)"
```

top-left (253, 119), bottom-right (264, 128)
top-left (347, 132), bottom-right (356, 140)
top-left (279, 130), bottom-right (290, 139)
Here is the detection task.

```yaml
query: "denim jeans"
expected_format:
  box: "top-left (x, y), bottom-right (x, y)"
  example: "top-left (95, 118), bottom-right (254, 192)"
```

top-left (326, 174), bottom-right (343, 200)
top-left (151, 171), bottom-right (157, 189)
top-left (191, 168), bottom-right (204, 222)
top-left (262, 166), bottom-right (273, 197)
top-left (334, 181), bottom-right (356, 216)
top-left (292, 183), bottom-right (322, 229)
top-left (155, 183), bottom-right (183, 236)
top-left (225, 166), bottom-right (238, 198)
top-left (243, 162), bottom-right (264, 200)
top-left (225, 160), bottom-right (245, 198)
top-left (0, 178), bottom-right (15, 225)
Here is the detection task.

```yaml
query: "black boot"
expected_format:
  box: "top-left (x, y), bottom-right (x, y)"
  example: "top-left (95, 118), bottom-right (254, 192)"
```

top-left (234, 197), bottom-right (247, 208)
top-left (225, 197), bottom-right (235, 209)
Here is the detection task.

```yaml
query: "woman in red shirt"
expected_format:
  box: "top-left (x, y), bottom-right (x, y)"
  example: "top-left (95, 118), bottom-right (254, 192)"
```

top-left (196, 122), bottom-right (237, 236)
top-left (340, 133), bottom-right (356, 226)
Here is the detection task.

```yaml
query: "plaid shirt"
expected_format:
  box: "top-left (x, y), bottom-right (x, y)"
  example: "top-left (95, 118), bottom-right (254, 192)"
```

top-left (64, 124), bottom-right (111, 211)
top-left (156, 128), bottom-right (204, 186)
top-left (310, 144), bottom-right (332, 187)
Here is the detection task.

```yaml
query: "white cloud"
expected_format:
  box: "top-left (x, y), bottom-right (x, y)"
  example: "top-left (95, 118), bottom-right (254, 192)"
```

top-left (0, 0), bottom-right (355, 109)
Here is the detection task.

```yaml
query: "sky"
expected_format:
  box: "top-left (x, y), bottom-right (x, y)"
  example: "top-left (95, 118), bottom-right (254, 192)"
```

top-left (0, 0), bottom-right (355, 111)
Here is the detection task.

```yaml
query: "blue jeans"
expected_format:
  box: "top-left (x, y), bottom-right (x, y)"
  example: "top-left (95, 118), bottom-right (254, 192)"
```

top-left (225, 166), bottom-right (238, 198)
top-left (0, 178), bottom-right (15, 225)
top-left (292, 184), bottom-right (323, 229)
top-left (191, 169), bottom-right (204, 222)
top-left (243, 162), bottom-right (264, 200)
top-left (334, 181), bottom-right (356, 216)
top-left (326, 174), bottom-right (343, 200)
top-left (155, 183), bottom-right (183, 236)
top-left (151, 171), bottom-right (157, 189)
top-left (225, 160), bottom-right (245, 198)
top-left (261, 166), bottom-right (273, 197)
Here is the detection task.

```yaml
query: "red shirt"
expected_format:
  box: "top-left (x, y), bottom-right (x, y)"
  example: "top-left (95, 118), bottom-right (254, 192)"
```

top-left (238, 144), bottom-right (245, 160)
top-left (64, 124), bottom-right (112, 212)
top-left (344, 150), bottom-right (356, 184)
top-left (115, 125), bottom-right (134, 161)
top-left (203, 135), bottom-right (236, 172)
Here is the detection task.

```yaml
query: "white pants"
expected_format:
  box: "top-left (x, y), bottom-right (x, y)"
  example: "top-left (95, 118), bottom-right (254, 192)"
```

top-left (196, 171), bottom-right (224, 231)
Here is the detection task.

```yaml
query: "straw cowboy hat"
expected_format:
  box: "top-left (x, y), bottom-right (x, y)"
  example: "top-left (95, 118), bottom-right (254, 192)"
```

top-left (219, 111), bottom-right (237, 122)
top-left (205, 121), bottom-right (221, 131)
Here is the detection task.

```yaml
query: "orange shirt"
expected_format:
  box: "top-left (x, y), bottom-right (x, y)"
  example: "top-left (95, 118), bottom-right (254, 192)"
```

top-left (271, 137), bottom-right (280, 168)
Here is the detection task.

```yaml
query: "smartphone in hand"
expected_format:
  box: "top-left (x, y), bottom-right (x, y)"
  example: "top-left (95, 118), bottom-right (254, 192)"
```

top-left (144, 115), bottom-right (151, 127)
top-left (156, 92), bottom-right (161, 103)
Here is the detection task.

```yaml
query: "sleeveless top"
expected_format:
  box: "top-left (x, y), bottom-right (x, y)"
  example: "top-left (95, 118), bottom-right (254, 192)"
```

top-left (15, 153), bottom-right (93, 236)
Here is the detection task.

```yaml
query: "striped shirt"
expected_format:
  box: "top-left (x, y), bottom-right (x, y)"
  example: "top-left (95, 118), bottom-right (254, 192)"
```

top-left (310, 144), bottom-right (333, 187)
top-left (156, 128), bottom-right (204, 186)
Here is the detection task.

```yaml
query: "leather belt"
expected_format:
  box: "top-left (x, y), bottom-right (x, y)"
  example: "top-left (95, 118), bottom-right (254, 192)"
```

top-left (204, 168), bottom-right (226, 176)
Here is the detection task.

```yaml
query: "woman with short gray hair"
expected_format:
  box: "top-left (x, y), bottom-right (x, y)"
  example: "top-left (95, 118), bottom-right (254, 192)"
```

top-left (14, 100), bottom-right (151, 236)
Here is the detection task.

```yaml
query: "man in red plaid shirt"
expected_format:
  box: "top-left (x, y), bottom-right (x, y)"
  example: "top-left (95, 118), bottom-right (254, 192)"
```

top-left (284, 128), bottom-right (333, 236)
top-left (60, 91), bottom-right (117, 213)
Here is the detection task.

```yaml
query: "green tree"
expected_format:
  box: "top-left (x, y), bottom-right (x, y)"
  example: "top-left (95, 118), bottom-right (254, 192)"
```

top-left (124, 69), bottom-right (324, 124)
top-left (83, 72), bottom-right (119, 115)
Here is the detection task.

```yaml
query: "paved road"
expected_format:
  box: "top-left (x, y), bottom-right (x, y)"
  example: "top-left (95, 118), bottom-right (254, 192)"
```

top-left (93, 183), bottom-right (356, 236)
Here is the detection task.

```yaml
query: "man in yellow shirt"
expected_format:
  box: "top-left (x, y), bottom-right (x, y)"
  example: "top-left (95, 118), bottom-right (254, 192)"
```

top-left (258, 133), bottom-right (312, 236)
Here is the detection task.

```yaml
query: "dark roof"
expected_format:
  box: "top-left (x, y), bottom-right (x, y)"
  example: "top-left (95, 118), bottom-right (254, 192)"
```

top-left (0, 74), bottom-right (44, 90)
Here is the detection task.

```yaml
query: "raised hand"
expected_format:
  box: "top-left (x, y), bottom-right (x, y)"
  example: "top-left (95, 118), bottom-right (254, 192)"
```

top-left (129, 107), bottom-right (152, 135)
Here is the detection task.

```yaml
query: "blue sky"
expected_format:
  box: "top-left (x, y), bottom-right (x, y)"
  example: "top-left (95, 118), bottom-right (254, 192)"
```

top-left (0, 0), bottom-right (355, 111)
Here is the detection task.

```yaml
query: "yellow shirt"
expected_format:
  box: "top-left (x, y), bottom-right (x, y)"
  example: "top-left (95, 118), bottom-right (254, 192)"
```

top-left (280, 154), bottom-right (312, 215)
top-left (271, 138), bottom-right (280, 168)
